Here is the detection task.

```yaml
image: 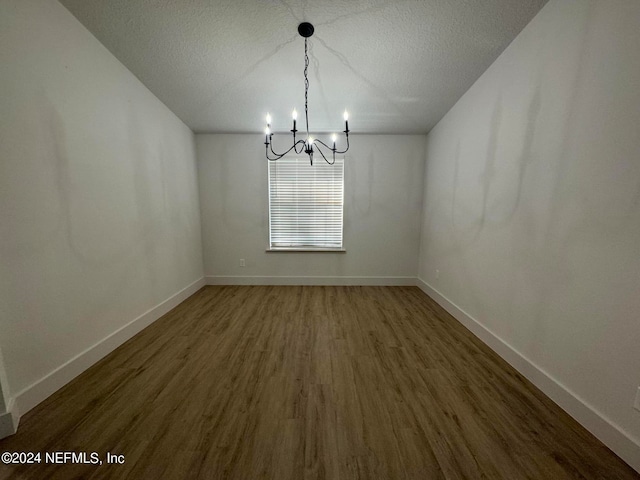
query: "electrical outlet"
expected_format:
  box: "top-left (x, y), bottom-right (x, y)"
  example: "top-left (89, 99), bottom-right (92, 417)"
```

top-left (634, 387), bottom-right (640, 412)
top-left (239, 259), bottom-right (245, 267)
top-left (435, 269), bottom-right (440, 279)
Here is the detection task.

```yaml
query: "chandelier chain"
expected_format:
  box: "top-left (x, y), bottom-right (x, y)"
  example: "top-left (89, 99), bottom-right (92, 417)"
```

top-left (304, 38), bottom-right (310, 139)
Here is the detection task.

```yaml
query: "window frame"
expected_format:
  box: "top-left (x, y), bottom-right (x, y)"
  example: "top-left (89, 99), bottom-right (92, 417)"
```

top-left (266, 156), bottom-right (345, 252)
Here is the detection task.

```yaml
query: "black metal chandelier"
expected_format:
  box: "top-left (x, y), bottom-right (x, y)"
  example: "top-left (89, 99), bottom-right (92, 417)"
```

top-left (263, 22), bottom-right (350, 165)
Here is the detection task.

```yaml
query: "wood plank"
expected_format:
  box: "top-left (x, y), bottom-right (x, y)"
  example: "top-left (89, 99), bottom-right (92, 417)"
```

top-left (0, 286), bottom-right (637, 479)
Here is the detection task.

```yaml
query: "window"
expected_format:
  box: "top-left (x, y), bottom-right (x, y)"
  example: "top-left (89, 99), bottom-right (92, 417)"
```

top-left (268, 157), bottom-right (344, 250)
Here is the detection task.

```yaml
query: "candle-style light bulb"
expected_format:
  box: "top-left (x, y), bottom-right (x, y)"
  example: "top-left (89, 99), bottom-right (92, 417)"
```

top-left (304, 137), bottom-right (314, 155)
top-left (343, 110), bottom-right (349, 121)
top-left (266, 113), bottom-right (272, 126)
top-left (292, 109), bottom-right (298, 120)
top-left (264, 126), bottom-right (270, 145)
top-left (343, 110), bottom-right (349, 133)
top-left (331, 133), bottom-right (337, 150)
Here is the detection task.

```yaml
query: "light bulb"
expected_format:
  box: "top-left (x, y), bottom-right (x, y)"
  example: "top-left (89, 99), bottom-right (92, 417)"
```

top-left (331, 133), bottom-right (337, 143)
top-left (343, 110), bottom-right (349, 121)
top-left (308, 137), bottom-right (314, 145)
top-left (266, 113), bottom-right (272, 125)
top-left (265, 127), bottom-right (270, 136)
top-left (292, 109), bottom-right (298, 120)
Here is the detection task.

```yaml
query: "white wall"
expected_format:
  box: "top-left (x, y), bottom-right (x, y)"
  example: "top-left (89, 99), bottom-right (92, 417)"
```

top-left (0, 0), bottom-right (204, 423)
top-left (418, 0), bottom-right (640, 470)
top-left (198, 134), bottom-right (425, 284)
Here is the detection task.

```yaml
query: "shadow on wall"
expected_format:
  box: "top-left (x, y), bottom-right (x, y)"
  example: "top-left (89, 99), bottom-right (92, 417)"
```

top-left (33, 92), bottom-right (190, 298)
top-left (446, 94), bottom-right (503, 252)
top-left (214, 142), bottom-right (264, 234)
top-left (127, 101), bottom-right (167, 295)
top-left (433, 24), bottom-right (582, 331)
top-left (448, 82), bottom-right (542, 252)
top-left (427, 1), bottom-right (640, 359)
top-left (47, 93), bottom-right (188, 267)
top-left (125, 99), bottom-right (202, 291)
top-left (347, 151), bottom-right (373, 219)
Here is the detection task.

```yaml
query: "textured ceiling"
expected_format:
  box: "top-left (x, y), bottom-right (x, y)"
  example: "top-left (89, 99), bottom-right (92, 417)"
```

top-left (59, 0), bottom-right (548, 134)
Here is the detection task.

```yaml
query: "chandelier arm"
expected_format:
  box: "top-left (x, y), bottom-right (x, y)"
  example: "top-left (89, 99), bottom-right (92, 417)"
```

top-left (266, 144), bottom-right (284, 161)
top-left (294, 138), bottom-right (305, 154)
top-left (333, 135), bottom-right (350, 155)
top-left (266, 147), bottom-right (290, 162)
top-left (268, 138), bottom-right (306, 159)
top-left (269, 137), bottom-right (281, 157)
top-left (315, 144), bottom-right (335, 165)
top-left (314, 136), bottom-right (349, 155)
top-left (313, 139), bottom-right (334, 151)
top-left (266, 141), bottom-right (288, 161)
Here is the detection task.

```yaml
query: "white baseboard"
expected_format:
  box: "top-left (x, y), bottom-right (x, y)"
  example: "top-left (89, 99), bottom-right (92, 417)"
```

top-left (6, 274), bottom-right (637, 472)
top-left (205, 275), bottom-right (416, 286)
top-left (14, 277), bottom-right (206, 416)
top-left (416, 278), bottom-right (640, 473)
top-left (0, 398), bottom-right (19, 440)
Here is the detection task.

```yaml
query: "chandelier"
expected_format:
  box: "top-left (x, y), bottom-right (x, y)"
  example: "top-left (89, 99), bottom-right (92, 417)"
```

top-left (263, 22), bottom-right (350, 165)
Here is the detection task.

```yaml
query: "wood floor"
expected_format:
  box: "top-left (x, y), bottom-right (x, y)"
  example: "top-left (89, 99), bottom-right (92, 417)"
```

top-left (0, 286), bottom-right (637, 479)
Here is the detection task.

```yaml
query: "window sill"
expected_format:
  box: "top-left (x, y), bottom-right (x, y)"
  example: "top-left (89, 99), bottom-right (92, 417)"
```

top-left (266, 247), bottom-right (346, 253)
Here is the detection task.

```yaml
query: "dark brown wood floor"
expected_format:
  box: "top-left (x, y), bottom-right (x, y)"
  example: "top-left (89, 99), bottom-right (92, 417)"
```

top-left (0, 286), bottom-right (637, 479)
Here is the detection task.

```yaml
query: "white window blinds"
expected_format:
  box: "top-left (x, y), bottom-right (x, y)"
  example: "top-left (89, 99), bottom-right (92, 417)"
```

top-left (268, 157), bottom-right (344, 249)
